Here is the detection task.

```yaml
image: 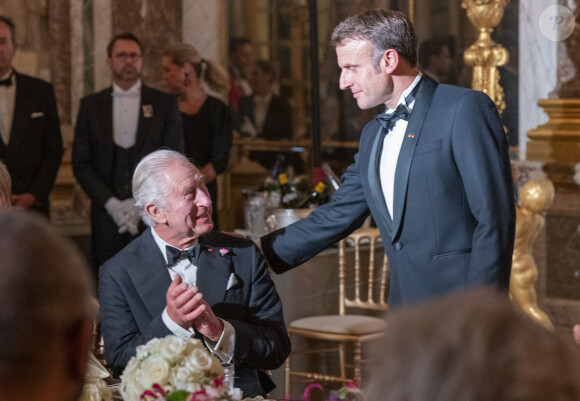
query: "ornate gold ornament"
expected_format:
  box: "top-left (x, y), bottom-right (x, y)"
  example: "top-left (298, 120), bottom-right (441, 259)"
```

top-left (461, 0), bottom-right (509, 114)
top-left (511, 178), bottom-right (555, 330)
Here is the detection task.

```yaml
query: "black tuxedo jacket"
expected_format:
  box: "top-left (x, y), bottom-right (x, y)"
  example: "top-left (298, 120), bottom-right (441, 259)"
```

top-left (0, 71), bottom-right (63, 213)
top-left (99, 230), bottom-right (290, 397)
top-left (262, 77), bottom-right (516, 307)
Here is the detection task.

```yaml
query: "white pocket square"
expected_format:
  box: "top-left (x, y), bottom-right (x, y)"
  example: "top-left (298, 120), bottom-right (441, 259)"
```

top-left (226, 273), bottom-right (239, 290)
top-left (31, 111), bottom-right (44, 118)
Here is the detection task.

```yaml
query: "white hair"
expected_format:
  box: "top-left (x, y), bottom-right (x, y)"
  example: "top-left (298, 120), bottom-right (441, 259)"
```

top-left (132, 149), bottom-right (200, 227)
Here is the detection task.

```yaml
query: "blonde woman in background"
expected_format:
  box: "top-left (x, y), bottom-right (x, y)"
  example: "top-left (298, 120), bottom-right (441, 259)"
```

top-left (162, 43), bottom-right (231, 229)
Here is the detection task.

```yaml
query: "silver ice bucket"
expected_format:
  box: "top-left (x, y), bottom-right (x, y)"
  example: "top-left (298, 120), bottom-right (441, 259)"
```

top-left (266, 208), bottom-right (312, 232)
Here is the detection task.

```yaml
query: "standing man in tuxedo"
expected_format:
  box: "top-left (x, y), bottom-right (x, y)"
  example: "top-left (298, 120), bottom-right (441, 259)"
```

top-left (261, 9), bottom-right (515, 307)
top-left (99, 150), bottom-right (289, 397)
top-left (73, 33), bottom-right (184, 276)
top-left (0, 15), bottom-right (63, 215)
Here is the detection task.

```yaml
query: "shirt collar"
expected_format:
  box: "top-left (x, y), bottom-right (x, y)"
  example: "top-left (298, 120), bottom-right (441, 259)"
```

top-left (151, 227), bottom-right (199, 265)
top-left (112, 79), bottom-right (142, 96)
top-left (386, 73), bottom-right (422, 114)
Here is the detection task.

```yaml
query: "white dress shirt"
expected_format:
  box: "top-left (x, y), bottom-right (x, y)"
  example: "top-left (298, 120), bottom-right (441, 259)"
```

top-left (379, 74), bottom-right (422, 218)
top-left (151, 228), bottom-right (235, 363)
top-left (112, 80), bottom-right (141, 149)
top-left (0, 69), bottom-right (15, 145)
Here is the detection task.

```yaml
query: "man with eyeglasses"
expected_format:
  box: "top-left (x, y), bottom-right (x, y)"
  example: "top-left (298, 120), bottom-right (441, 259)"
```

top-left (73, 32), bottom-right (184, 279)
top-left (0, 15), bottom-right (63, 216)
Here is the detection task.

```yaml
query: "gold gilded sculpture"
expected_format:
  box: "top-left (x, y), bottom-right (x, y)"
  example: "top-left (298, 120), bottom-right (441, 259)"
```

top-left (511, 178), bottom-right (555, 330)
top-left (461, 0), bottom-right (509, 114)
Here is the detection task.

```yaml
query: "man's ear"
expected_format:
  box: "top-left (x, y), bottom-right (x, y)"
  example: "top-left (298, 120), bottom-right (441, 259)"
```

top-left (67, 318), bottom-right (93, 381)
top-left (146, 202), bottom-right (166, 224)
top-left (382, 49), bottom-right (399, 74)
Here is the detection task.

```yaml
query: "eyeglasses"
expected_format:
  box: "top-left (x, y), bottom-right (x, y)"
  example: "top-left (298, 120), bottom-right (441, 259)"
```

top-left (113, 52), bottom-right (142, 61)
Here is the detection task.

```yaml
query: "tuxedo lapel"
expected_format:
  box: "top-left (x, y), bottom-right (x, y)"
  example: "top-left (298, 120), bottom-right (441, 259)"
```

top-left (195, 239), bottom-right (232, 307)
top-left (391, 77), bottom-right (438, 239)
top-left (126, 230), bottom-right (171, 317)
top-left (366, 123), bottom-right (393, 238)
top-left (97, 88), bottom-right (114, 172)
top-left (8, 73), bottom-right (29, 150)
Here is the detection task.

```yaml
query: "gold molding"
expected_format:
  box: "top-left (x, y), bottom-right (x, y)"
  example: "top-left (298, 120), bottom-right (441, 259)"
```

top-left (461, 0), bottom-right (509, 114)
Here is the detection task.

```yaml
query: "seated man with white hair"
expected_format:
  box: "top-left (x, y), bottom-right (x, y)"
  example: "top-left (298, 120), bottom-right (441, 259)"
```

top-left (99, 149), bottom-right (290, 398)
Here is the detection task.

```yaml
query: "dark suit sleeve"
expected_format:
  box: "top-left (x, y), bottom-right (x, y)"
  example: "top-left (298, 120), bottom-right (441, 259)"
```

top-left (209, 99), bottom-right (232, 175)
top-left (452, 91), bottom-right (515, 287)
top-left (72, 97), bottom-right (115, 206)
top-left (162, 95), bottom-right (185, 153)
top-left (227, 242), bottom-right (290, 370)
top-left (28, 83), bottom-right (63, 203)
top-left (99, 263), bottom-right (172, 374)
top-left (261, 154), bottom-right (370, 273)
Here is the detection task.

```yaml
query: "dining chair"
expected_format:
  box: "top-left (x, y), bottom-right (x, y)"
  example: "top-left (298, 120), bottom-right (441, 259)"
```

top-left (90, 297), bottom-right (107, 368)
top-left (284, 227), bottom-right (388, 395)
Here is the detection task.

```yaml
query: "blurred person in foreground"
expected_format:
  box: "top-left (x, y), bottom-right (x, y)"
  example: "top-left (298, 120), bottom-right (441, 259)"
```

top-left (99, 149), bottom-right (289, 397)
top-left (366, 287), bottom-right (580, 401)
top-left (0, 211), bottom-right (96, 401)
top-left (162, 43), bottom-right (231, 229)
top-left (260, 9), bottom-right (515, 307)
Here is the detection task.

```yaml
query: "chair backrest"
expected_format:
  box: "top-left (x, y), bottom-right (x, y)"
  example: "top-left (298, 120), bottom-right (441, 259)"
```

top-left (338, 227), bottom-right (388, 315)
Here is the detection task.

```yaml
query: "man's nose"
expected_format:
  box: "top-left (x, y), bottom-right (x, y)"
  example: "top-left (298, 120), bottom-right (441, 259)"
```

top-left (339, 71), bottom-right (352, 90)
top-left (197, 191), bottom-right (212, 207)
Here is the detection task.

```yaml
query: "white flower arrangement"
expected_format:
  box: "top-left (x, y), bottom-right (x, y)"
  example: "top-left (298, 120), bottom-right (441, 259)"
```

top-left (120, 335), bottom-right (233, 401)
top-left (78, 377), bottom-right (113, 401)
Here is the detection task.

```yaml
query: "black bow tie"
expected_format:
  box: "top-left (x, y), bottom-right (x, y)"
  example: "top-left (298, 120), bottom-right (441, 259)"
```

top-left (0, 73), bottom-right (13, 87)
top-left (166, 244), bottom-right (200, 267)
top-left (375, 103), bottom-right (410, 132)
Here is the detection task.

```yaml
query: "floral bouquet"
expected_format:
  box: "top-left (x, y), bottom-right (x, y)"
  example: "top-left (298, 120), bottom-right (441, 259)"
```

top-left (120, 335), bottom-right (235, 401)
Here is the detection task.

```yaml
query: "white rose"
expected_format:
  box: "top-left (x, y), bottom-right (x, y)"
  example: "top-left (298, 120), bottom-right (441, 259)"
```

top-left (159, 335), bottom-right (188, 359)
top-left (170, 365), bottom-right (192, 384)
top-left (121, 357), bottom-right (140, 382)
top-left (136, 338), bottom-right (162, 359)
top-left (138, 354), bottom-right (170, 389)
top-left (119, 381), bottom-right (142, 401)
top-left (184, 348), bottom-right (214, 371)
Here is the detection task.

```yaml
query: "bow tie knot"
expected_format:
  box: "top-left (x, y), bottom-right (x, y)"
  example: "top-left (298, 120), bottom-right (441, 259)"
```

top-left (375, 103), bottom-right (410, 132)
top-left (166, 244), bottom-right (200, 267)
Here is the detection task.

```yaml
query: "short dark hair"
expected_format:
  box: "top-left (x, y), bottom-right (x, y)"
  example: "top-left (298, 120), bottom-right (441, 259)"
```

top-left (0, 15), bottom-right (16, 43)
top-left (418, 37), bottom-right (450, 69)
top-left (107, 32), bottom-right (143, 57)
top-left (229, 36), bottom-right (251, 54)
top-left (331, 9), bottom-right (417, 69)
